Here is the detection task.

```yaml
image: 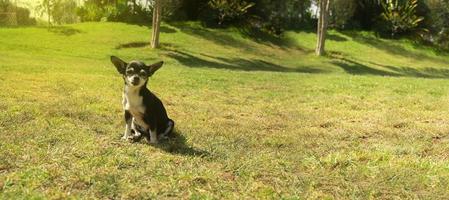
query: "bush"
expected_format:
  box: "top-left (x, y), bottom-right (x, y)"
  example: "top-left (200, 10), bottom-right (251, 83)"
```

top-left (379, 0), bottom-right (424, 37)
top-left (422, 0), bottom-right (449, 49)
top-left (246, 0), bottom-right (314, 35)
top-left (207, 0), bottom-right (254, 26)
top-left (76, 0), bottom-right (181, 24)
top-left (175, 0), bottom-right (209, 20)
top-left (0, 0), bottom-right (36, 26)
top-left (349, 0), bottom-right (383, 30)
top-left (330, 0), bottom-right (357, 29)
top-left (76, 3), bottom-right (106, 22)
top-left (160, 0), bottom-right (183, 20)
top-left (52, 0), bottom-right (78, 24)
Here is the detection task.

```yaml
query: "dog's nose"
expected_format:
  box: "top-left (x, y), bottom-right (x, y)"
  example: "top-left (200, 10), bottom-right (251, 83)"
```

top-left (131, 76), bottom-right (139, 84)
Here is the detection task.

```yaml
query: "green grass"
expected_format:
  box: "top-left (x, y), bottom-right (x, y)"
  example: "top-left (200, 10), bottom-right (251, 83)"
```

top-left (1, 22), bottom-right (449, 199)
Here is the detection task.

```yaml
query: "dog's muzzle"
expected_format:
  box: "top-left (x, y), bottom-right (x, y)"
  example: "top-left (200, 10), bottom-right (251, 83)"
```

top-left (131, 77), bottom-right (140, 85)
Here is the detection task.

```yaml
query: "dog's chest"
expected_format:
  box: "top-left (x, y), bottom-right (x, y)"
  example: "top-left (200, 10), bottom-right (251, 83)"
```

top-left (123, 92), bottom-right (147, 126)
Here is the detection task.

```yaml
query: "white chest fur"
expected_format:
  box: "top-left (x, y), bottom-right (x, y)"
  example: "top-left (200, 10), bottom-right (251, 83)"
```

top-left (123, 87), bottom-right (148, 129)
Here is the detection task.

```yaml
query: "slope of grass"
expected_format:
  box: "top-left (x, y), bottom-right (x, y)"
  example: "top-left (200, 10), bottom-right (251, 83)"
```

top-left (1, 22), bottom-right (449, 199)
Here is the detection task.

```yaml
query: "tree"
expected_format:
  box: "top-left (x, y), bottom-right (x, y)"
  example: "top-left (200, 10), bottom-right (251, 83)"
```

top-left (52, 0), bottom-right (78, 24)
top-left (37, 0), bottom-right (78, 25)
top-left (316, 0), bottom-right (331, 56)
top-left (37, 0), bottom-right (53, 25)
top-left (151, 0), bottom-right (161, 49)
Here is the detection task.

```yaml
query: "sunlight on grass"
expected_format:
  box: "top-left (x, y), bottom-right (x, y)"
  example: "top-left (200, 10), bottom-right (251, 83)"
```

top-left (1, 22), bottom-right (449, 198)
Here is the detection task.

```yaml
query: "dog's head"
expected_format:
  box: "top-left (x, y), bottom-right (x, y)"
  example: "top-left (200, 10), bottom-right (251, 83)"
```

top-left (110, 56), bottom-right (164, 87)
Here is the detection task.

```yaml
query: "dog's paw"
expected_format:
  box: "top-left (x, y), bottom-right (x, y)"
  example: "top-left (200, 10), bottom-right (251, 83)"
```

top-left (148, 138), bottom-right (159, 144)
top-left (121, 135), bottom-right (134, 141)
top-left (145, 137), bottom-right (158, 144)
top-left (148, 140), bottom-right (159, 145)
top-left (131, 135), bottom-right (143, 142)
top-left (159, 134), bottom-right (169, 141)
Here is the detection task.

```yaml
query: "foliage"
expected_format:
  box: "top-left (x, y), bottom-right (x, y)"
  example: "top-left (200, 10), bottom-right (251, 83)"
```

top-left (77, 1), bottom-right (150, 23)
top-left (349, 0), bottom-right (385, 30)
top-left (4, 0), bottom-right (449, 50)
top-left (76, 3), bottom-right (104, 22)
top-left (247, 0), bottom-right (313, 35)
top-left (37, 0), bottom-right (78, 25)
top-left (160, 0), bottom-right (183, 20)
top-left (329, 0), bottom-right (358, 29)
top-left (176, 0), bottom-right (209, 20)
top-left (52, 0), bottom-right (78, 24)
top-left (380, 0), bottom-right (424, 36)
top-left (0, 0), bottom-right (36, 26)
top-left (421, 0), bottom-right (449, 50)
top-left (76, 0), bottom-right (181, 24)
top-left (36, 0), bottom-right (53, 24)
top-left (207, 0), bottom-right (255, 25)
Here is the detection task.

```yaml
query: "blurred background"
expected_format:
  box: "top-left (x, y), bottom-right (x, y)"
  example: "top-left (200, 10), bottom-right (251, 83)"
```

top-left (1, 0), bottom-right (449, 51)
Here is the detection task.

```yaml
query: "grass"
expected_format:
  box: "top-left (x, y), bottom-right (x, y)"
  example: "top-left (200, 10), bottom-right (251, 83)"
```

top-left (1, 22), bottom-right (449, 199)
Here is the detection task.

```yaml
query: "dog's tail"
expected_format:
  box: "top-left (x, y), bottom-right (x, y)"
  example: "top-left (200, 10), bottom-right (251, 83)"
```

top-left (160, 119), bottom-right (175, 139)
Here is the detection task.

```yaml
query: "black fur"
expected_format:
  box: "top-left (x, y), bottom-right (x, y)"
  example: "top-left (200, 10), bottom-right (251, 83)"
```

top-left (133, 84), bottom-right (174, 141)
top-left (124, 110), bottom-right (132, 124)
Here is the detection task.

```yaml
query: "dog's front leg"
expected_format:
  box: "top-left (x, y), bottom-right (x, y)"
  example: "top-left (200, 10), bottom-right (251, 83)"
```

top-left (149, 128), bottom-right (158, 144)
top-left (130, 119), bottom-right (145, 142)
top-left (122, 110), bottom-right (133, 140)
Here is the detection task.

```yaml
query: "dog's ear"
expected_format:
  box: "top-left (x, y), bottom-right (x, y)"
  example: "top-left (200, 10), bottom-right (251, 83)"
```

top-left (147, 61), bottom-right (164, 76)
top-left (110, 56), bottom-right (127, 74)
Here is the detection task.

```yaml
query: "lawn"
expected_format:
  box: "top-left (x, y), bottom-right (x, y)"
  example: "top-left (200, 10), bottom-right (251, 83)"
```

top-left (1, 22), bottom-right (449, 199)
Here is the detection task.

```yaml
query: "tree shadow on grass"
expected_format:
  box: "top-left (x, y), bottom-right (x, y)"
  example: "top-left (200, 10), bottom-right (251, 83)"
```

top-left (339, 31), bottom-right (449, 64)
top-left (172, 22), bottom-right (311, 52)
top-left (160, 26), bottom-right (177, 33)
top-left (111, 23), bottom-right (449, 78)
top-left (127, 22), bottom-right (178, 33)
top-left (369, 61), bottom-right (449, 78)
top-left (155, 129), bottom-right (209, 157)
top-left (327, 33), bottom-right (348, 42)
top-left (332, 56), bottom-right (449, 79)
top-left (331, 57), bottom-right (400, 77)
top-left (46, 26), bottom-right (82, 36)
top-left (164, 49), bottom-right (327, 73)
top-left (236, 26), bottom-right (305, 50)
top-left (115, 42), bottom-right (150, 49)
top-left (169, 22), bottom-right (312, 51)
top-left (170, 22), bottom-right (258, 52)
top-left (115, 42), bottom-right (180, 50)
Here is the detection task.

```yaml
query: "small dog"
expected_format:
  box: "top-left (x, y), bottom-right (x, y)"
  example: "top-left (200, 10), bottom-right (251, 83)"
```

top-left (111, 56), bottom-right (174, 144)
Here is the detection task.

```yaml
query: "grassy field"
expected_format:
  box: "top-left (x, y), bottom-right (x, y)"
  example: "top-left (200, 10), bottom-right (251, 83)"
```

top-left (1, 22), bottom-right (449, 199)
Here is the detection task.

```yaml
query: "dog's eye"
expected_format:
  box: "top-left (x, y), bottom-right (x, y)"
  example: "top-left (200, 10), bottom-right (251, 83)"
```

top-left (139, 71), bottom-right (146, 76)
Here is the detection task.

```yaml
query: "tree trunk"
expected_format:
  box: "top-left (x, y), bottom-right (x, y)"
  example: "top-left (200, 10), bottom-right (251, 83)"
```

top-left (46, 0), bottom-right (51, 26)
top-left (316, 0), bottom-right (330, 56)
top-left (151, 0), bottom-right (161, 49)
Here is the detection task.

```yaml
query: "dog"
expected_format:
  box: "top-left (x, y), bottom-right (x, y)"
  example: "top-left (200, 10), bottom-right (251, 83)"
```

top-left (111, 56), bottom-right (174, 144)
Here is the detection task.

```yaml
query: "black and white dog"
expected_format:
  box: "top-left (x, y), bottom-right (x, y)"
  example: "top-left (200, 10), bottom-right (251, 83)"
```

top-left (111, 56), bottom-right (174, 144)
